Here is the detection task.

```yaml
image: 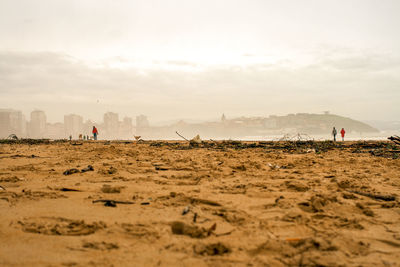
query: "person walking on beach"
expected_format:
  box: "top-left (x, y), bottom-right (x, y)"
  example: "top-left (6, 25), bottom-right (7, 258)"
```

top-left (340, 128), bottom-right (346, 141)
top-left (332, 127), bottom-right (337, 142)
top-left (92, 126), bottom-right (98, 140)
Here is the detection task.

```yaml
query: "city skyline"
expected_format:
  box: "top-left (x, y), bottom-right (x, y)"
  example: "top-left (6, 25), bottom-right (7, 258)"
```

top-left (2, 106), bottom-right (396, 140)
top-left (0, 108), bottom-right (150, 139)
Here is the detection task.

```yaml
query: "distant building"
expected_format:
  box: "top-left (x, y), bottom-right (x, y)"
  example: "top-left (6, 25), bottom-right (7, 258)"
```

top-left (83, 119), bottom-right (98, 137)
top-left (263, 117), bottom-right (277, 129)
top-left (104, 112), bottom-right (119, 139)
top-left (0, 109), bottom-right (26, 138)
top-left (64, 114), bottom-right (83, 138)
top-left (136, 115), bottom-right (149, 128)
top-left (120, 117), bottom-right (133, 139)
top-left (30, 110), bottom-right (46, 138)
top-left (46, 123), bottom-right (64, 139)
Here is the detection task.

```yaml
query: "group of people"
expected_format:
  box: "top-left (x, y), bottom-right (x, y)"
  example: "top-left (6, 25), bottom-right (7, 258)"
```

top-left (68, 126), bottom-right (99, 141)
top-left (332, 127), bottom-right (346, 142)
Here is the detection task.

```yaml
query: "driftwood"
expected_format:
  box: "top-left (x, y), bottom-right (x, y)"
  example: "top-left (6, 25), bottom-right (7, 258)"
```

top-left (71, 143), bottom-right (83, 146)
top-left (92, 199), bottom-right (134, 204)
top-left (0, 154), bottom-right (38, 159)
top-left (215, 229), bottom-right (235, 237)
top-left (63, 165), bottom-right (94, 175)
top-left (374, 238), bottom-right (400, 248)
top-left (63, 168), bottom-right (80, 175)
top-left (59, 188), bottom-right (81, 192)
top-left (388, 136), bottom-right (400, 145)
top-left (92, 199), bottom-right (135, 207)
top-left (175, 131), bottom-right (189, 141)
top-left (189, 197), bottom-right (222, 206)
top-left (348, 190), bottom-right (396, 201)
top-left (81, 165), bottom-right (94, 172)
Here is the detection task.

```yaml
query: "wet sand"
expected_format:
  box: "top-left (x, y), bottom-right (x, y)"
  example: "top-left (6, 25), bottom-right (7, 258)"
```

top-left (1, 140), bottom-right (400, 266)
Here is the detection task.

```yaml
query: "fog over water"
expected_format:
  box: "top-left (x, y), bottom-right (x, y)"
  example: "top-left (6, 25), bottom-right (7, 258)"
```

top-left (1, 0), bottom-right (400, 125)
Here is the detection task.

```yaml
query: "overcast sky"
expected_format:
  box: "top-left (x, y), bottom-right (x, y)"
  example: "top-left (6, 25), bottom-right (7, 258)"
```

top-left (0, 0), bottom-right (399, 123)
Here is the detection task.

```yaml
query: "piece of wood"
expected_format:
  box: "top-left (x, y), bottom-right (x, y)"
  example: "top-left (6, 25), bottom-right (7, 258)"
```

top-left (388, 136), bottom-right (400, 145)
top-left (71, 143), bottom-right (83, 146)
top-left (189, 197), bottom-right (222, 206)
top-left (215, 230), bottom-right (235, 237)
top-left (92, 199), bottom-right (134, 204)
top-left (176, 131), bottom-right (189, 141)
top-left (348, 190), bottom-right (396, 201)
top-left (60, 188), bottom-right (80, 192)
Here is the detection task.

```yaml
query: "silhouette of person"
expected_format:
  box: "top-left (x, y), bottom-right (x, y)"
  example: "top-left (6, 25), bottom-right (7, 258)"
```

top-left (92, 126), bottom-right (98, 140)
top-left (332, 127), bottom-right (337, 142)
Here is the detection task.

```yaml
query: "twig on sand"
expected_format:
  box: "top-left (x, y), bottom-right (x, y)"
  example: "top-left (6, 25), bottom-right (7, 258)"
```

top-left (176, 131), bottom-right (189, 141)
top-left (215, 229), bottom-right (235, 237)
top-left (59, 188), bottom-right (81, 192)
top-left (92, 199), bottom-right (135, 207)
top-left (93, 199), bottom-right (134, 204)
top-left (371, 238), bottom-right (400, 248)
top-left (347, 190), bottom-right (396, 201)
top-left (188, 197), bottom-right (222, 206)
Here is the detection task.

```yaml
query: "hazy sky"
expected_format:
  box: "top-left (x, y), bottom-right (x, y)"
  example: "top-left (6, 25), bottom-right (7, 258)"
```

top-left (0, 0), bottom-right (399, 123)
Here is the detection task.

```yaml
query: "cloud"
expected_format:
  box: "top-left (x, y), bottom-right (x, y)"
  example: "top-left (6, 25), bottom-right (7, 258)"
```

top-left (309, 46), bottom-right (400, 72)
top-left (0, 50), bottom-right (399, 122)
top-left (319, 54), bottom-right (400, 72)
top-left (165, 60), bottom-right (198, 67)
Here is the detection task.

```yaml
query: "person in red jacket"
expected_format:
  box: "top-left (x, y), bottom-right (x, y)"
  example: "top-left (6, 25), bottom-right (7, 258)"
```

top-left (92, 126), bottom-right (98, 140)
top-left (340, 128), bottom-right (346, 141)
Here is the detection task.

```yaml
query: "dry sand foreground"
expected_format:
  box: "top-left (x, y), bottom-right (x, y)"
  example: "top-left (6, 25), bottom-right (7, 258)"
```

top-left (0, 140), bottom-right (400, 266)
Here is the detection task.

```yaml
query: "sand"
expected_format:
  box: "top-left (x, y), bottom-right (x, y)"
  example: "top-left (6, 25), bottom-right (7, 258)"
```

top-left (0, 140), bottom-right (399, 266)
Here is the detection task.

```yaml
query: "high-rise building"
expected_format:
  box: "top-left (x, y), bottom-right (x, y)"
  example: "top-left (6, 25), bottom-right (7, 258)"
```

top-left (0, 109), bottom-right (26, 138)
top-left (29, 110), bottom-right (46, 138)
top-left (136, 115), bottom-right (149, 128)
top-left (135, 115), bottom-right (149, 135)
top-left (104, 112), bottom-right (119, 139)
top-left (46, 123), bottom-right (64, 139)
top-left (64, 114), bottom-right (83, 138)
top-left (83, 119), bottom-right (96, 138)
top-left (120, 117), bottom-right (133, 139)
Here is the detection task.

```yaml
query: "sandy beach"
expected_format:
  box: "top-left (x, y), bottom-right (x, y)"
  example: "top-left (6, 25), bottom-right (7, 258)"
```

top-left (1, 140), bottom-right (399, 266)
